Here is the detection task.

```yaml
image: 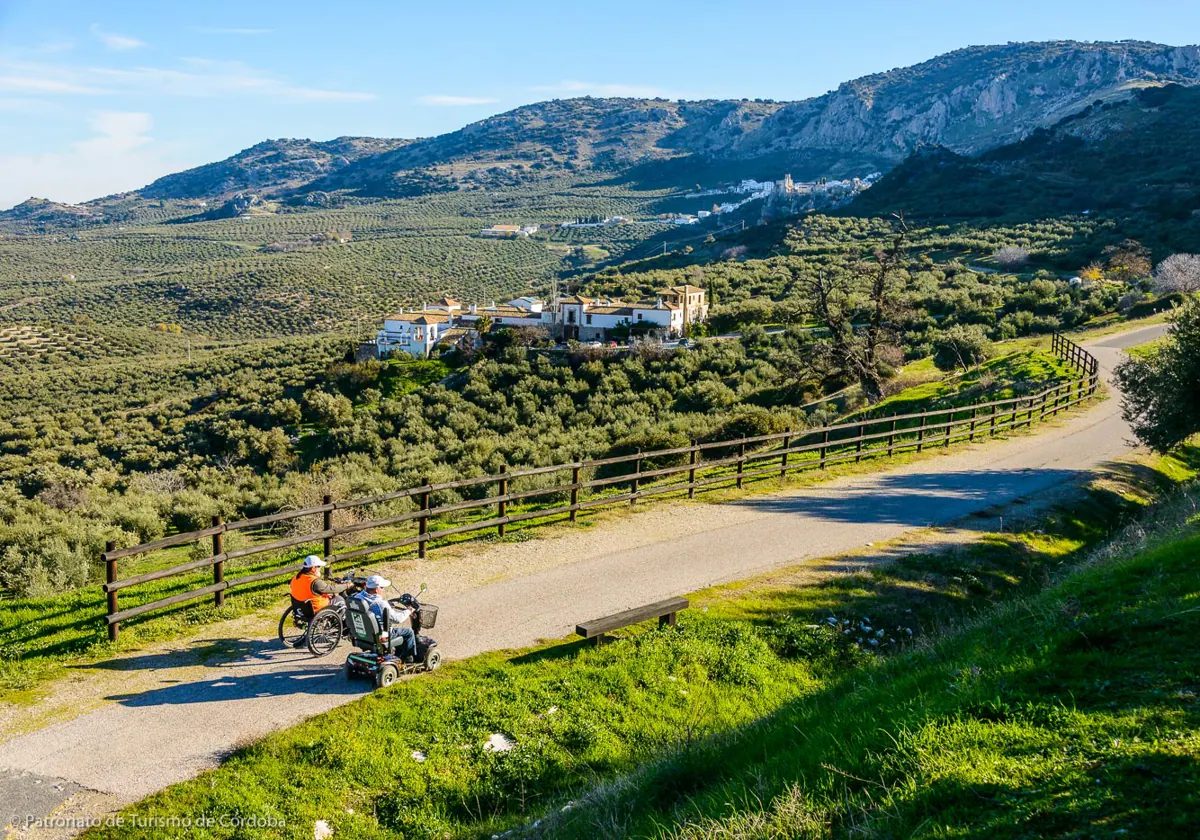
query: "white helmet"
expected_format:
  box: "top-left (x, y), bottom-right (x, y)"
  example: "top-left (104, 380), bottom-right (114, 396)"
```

top-left (365, 574), bottom-right (390, 590)
top-left (301, 555), bottom-right (326, 569)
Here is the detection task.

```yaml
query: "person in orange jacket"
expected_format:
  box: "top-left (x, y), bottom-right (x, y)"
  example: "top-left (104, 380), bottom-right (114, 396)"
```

top-left (289, 556), bottom-right (351, 646)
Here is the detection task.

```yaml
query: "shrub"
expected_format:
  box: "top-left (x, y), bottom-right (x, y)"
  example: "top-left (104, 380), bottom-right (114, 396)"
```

top-left (932, 325), bottom-right (994, 372)
top-left (1115, 297), bottom-right (1200, 452)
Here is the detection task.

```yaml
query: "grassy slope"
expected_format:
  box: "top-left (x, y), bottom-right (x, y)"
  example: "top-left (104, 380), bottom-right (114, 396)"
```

top-left (547, 474), bottom-right (1200, 838)
top-left (81, 446), bottom-right (1199, 839)
top-left (0, 350), bottom-right (1079, 701)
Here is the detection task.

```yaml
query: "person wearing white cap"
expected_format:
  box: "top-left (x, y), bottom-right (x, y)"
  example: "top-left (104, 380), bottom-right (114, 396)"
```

top-left (288, 555), bottom-right (352, 646)
top-left (352, 574), bottom-right (417, 663)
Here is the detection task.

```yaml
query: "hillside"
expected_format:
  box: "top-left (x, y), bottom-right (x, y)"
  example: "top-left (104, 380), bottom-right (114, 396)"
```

top-left (4, 39), bottom-right (1196, 219)
top-left (139, 136), bottom-right (409, 201)
top-left (851, 83), bottom-right (1200, 223)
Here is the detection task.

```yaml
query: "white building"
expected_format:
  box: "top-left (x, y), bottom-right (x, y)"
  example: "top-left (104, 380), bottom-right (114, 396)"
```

top-left (376, 309), bottom-right (454, 358)
top-left (558, 295), bottom-right (683, 341)
top-left (376, 287), bottom-right (707, 355)
top-left (658, 285), bottom-right (708, 326)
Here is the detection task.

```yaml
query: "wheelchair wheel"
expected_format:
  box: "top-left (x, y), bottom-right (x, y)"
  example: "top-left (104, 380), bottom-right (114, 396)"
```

top-left (375, 663), bottom-right (399, 689)
top-left (424, 649), bottom-right (442, 672)
top-left (278, 606), bottom-right (306, 648)
top-left (306, 608), bottom-right (343, 656)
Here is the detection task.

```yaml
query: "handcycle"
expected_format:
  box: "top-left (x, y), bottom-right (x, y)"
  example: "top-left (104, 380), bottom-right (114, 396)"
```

top-left (277, 569), bottom-right (367, 656)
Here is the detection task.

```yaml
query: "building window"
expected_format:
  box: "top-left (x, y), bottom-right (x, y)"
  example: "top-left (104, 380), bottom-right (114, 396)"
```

top-left (637, 313), bottom-right (643, 321)
top-left (585, 314), bottom-right (592, 325)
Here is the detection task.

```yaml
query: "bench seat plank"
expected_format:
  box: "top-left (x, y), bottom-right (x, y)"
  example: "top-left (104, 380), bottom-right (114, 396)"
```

top-left (576, 596), bottom-right (689, 638)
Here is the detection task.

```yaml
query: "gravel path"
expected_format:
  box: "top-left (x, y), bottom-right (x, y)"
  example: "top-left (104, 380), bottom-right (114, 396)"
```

top-left (0, 324), bottom-right (1167, 832)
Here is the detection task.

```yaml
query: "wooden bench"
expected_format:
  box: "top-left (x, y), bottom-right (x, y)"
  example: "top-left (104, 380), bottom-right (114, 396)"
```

top-left (575, 596), bottom-right (689, 646)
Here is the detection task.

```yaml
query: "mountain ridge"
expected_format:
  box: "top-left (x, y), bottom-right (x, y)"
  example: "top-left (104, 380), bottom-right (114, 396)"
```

top-left (848, 81), bottom-right (1200, 223)
top-left (4, 39), bottom-right (1198, 221)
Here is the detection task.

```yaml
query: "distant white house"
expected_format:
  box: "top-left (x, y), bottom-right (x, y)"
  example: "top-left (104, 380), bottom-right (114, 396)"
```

top-left (376, 286), bottom-right (709, 355)
top-left (480, 224), bottom-right (539, 237)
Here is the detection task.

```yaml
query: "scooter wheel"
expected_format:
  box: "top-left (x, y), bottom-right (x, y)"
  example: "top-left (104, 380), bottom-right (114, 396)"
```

top-left (424, 649), bottom-right (443, 672)
top-left (375, 663), bottom-right (399, 689)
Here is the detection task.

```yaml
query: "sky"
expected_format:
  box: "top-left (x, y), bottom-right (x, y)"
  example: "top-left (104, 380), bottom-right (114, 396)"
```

top-left (0, 0), bottom-right (1198, 209)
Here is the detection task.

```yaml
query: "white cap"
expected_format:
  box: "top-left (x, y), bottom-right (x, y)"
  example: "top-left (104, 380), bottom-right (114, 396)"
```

top-left (302, 555), bottom-right (326, 569)
top-left (366, 574), bottom-right (390, 590)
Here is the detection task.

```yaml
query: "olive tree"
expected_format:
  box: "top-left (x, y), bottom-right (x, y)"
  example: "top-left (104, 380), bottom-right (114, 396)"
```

top-left (932, 325), bottom-right (994, 372)
top-left (1114, 297), bottom-right (1200, 452)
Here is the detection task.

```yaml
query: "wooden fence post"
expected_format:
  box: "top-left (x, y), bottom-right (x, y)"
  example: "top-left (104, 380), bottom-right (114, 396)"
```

top-left (212, 515), bottom-right (224, 608)
top-left (916, 413), bottom-right (927, 453)
top-left (497, 465), bottom-right (508, 537)
top-left (570, 466), bottom-right (580, 522)
top-left (631, 449), bottom-right (641, 505)
top-left (943, 412), bottom-right (952, 447)
top-left (322, 494), bottom-right (333, 560)
top-left (418, 477), bottom-right (430, 560)
top-left (990, 406), bottom-right (998, 436)
top-left (780, 433), bottom-right (790, 478)
top-left (105, 540), bottom-right (118, 643)
top-left (856, 423), bottom-right (865, 463)
top-left (736, 442), bottom-right (746, 488)
top-left (888, 418), bottom-right (897, 457)
top-left (969, 406), bottom-right (978, 442)
top-left (820, 429), bottom-right (829, 469)
top-left (688, 443), bottom-right (698, 499)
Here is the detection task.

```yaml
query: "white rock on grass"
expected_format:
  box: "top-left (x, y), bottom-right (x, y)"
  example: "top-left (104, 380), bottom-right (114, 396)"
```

top-left (484, 733), bottom-right (516, 753)
top-left (411, 750), bottom-right (426, 762)
top-left (314, 820), bottom-right (333, 840)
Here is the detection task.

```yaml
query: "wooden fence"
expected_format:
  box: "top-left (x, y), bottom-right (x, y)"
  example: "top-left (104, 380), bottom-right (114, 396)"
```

top-left (101, 334), bottom-right (1101, 640)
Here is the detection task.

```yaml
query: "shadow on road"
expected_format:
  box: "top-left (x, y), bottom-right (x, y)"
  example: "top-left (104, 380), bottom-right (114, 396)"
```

top-left (79, 636), bottom-right (310, 675)
top-left (731, 468), bottom-right (1081, 526)
top-left (103, 662), bottom-right (368, 707)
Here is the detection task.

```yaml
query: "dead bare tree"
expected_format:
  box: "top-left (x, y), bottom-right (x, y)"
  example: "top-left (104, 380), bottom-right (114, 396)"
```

top-left (799, 217), bottom-right (910, 403)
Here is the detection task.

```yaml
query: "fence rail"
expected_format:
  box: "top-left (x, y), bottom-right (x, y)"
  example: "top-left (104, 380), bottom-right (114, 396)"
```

top-left (100, 333), bottom-right (1101, 639)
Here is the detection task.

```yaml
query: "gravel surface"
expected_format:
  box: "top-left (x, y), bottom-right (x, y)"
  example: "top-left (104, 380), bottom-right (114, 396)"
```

top-left (0, 324), bottom-right (1167, 833)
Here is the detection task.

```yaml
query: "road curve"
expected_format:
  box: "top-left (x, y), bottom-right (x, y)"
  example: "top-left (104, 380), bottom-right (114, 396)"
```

top-left (0, 323), bottom-right (1169, 823)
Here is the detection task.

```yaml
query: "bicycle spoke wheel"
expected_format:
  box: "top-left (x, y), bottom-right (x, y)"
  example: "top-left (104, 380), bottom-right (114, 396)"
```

top-left (306, 609), bottom-right (343, 656)
top-left (278, 606), bottom-right (306, 648)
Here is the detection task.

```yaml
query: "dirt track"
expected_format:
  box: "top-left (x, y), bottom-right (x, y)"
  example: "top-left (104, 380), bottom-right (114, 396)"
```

top-left (0, 324), bottom-right (1167, 830)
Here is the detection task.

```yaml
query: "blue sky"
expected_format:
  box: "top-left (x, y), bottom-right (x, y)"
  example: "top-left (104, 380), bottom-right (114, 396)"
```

top-left (0, 0), bottom-right (1198, 209)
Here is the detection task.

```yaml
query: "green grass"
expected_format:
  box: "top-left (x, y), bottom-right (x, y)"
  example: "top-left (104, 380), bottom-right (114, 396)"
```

top-left (80, 446), bottom-right (1200, 839)
top-left (855, 348), bottom-right (1075, 419)
top-left (545, 466), bottom-right (1200, 838)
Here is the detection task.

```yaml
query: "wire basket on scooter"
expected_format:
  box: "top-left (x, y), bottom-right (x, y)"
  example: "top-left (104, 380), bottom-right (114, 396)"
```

top-left (418, 604), bottom-right (438, 629)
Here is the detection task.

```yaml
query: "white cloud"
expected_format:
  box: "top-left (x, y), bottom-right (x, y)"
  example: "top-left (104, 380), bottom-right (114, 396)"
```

top-left (532, 80), bottom-right (674, 99)
top-left (0, 74), bottom-right (106, 94)
top-left (0, 111), bottom-right (188, 209)
top-left (0, 57), bottom-right (373, 102)
top-left (417, 94), bottom-right (498, 106)
top-left (91, 24), bottom-right (144, 51)
top-left (194, 27), bottom-right (274, 35)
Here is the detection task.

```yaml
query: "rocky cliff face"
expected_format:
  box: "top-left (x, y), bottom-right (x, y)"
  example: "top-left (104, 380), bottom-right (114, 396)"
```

top-left (745, 41), bottom-right (1200, 160)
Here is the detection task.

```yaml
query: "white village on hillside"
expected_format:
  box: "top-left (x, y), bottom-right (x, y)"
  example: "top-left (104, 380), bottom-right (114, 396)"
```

top-left (374, 286), bottom-right (708, 358)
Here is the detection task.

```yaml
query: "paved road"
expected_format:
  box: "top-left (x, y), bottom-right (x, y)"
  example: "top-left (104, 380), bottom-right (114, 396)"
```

top-left (0, 324), bottom-right (1167, 827)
